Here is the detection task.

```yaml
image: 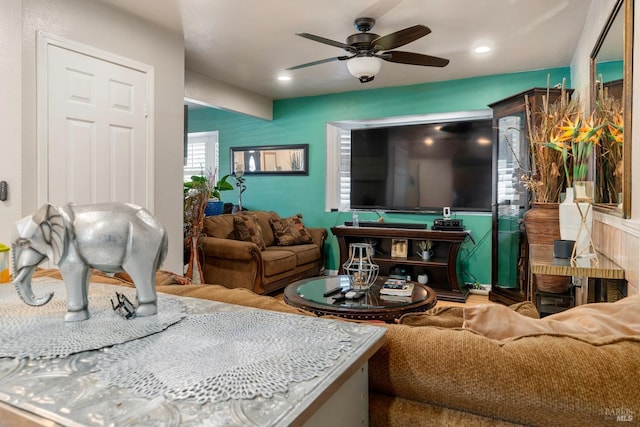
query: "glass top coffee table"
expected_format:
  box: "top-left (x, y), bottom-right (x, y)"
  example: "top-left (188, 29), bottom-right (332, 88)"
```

top-left (283, 275), bottom-right (437, 322)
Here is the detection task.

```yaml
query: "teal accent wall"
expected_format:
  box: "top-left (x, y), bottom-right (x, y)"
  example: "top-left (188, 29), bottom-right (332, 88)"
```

top-left (189, 67), bottom-right (571, 285)
top-left (595, 59), bottom-right (623, 83)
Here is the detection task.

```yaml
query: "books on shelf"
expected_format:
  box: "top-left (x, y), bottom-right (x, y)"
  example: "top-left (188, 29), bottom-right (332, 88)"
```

top-left (381, 278), bottom-right (414, 297)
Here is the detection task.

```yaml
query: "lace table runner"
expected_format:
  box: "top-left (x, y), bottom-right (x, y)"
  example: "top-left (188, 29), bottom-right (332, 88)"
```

top-left (93, 310), bottom-right (353, 404)
top-left (0, 278), bottom-right (186, 359)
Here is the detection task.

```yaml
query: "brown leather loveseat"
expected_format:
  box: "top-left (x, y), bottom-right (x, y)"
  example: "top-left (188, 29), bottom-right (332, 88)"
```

top-left (200, 211), bottom-right (327, 294)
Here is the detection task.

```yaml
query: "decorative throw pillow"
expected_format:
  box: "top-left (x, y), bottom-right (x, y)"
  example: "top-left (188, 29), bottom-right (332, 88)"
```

top-left (233, 214), bottom-right (266, 250)
top-left (270, 214), bottom-right (313, 246)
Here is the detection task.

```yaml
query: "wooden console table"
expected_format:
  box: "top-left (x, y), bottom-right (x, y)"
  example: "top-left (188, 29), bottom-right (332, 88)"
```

top-left (331, 225), bottom-right (471, 302)
top-left (528, 244), bottom-right (625, 305)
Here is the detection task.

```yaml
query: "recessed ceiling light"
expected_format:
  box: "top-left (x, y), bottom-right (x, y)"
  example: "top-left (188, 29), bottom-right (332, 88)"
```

top-left (474, 45), bottom-right (491, 54)
top-left (277, 75), bottom-right (291, 81)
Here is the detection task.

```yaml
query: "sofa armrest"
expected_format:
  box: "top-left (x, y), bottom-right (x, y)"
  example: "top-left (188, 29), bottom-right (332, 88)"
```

top-left (307, 227), bottom-right (328, 262)
top-left (370, 323), bottom-right (640, 425)
top-left (200, 236), bottom-right (264, 293)
top-left (307, 227), bottom-right (327, 246)
top-left (201, 236), bottom-right (262, 260)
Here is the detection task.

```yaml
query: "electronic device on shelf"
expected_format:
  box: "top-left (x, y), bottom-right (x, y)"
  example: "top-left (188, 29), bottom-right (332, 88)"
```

top-left (431, 218), bottom-right (464, 231)
top-left (344, 221), bottom-right (426, 229)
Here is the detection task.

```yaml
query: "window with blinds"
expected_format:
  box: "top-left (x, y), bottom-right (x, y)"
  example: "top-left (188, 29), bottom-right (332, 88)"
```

top-left (338, 128), bottom-right (351, 209)
top-left (325, 124), bottom-right (352, 211)
top-left (183, 131), bottom-right (219, 182)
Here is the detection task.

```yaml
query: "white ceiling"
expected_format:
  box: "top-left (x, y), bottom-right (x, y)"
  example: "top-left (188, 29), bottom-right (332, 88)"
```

top-left (100, 0), bottom-right (592, 100)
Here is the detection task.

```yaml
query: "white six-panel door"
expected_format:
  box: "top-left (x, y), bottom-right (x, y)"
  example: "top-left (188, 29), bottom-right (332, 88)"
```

top-left (37, 32), bottom-right (153, 210)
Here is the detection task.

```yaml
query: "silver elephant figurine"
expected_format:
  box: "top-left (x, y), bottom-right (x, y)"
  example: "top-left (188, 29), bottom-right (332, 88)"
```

top-left (11, 202), bottom-right (168, 322)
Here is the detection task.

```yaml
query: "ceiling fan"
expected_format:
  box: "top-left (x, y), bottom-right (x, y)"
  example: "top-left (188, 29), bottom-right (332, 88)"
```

top-left (287, 17), bottom-right (449, 83)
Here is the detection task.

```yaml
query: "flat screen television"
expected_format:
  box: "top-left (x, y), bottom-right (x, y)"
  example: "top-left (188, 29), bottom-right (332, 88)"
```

top-left (350, 118), bottom-right (493, 212)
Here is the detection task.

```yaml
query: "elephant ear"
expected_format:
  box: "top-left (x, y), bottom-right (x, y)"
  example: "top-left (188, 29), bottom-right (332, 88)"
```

top-left (32, 204), bottom-right (66, 265)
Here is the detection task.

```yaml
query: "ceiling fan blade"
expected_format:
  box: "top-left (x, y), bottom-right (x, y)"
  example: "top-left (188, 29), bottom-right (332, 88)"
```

top-left (286, 56), bottom-right (351, 70)
top-left (372, 25), bottom-right (431, 51)
top-left (358, 0), bottom-right (404, 20)
top-left (382, 50), bottom-right (449, 67)
top-left (295, 33), bottom-right (357, 53)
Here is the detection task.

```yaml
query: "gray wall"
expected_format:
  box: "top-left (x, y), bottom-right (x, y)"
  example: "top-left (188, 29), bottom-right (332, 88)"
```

top-left (0, 0), bottom-right (185, 273)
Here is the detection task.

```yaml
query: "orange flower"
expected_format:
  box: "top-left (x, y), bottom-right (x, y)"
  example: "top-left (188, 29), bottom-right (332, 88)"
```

top-left (555, 114), bottom-right (580, 142)
top-left (607, 111), bottom-right (624, 144)
top-left (577, 112), bottom-right (604, 146)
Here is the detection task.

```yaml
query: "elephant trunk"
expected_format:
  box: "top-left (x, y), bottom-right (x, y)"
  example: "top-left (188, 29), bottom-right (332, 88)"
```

top-left (11, 245), bottom-right (54, 306)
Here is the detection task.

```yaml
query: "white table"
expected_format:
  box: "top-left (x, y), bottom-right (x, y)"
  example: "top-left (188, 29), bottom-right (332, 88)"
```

top-left (0, 282), bottom-right (385, 426)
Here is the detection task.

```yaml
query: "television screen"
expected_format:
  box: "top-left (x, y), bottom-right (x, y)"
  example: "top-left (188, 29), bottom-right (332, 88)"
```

top-left (350, 119), bottom-right (493, 212)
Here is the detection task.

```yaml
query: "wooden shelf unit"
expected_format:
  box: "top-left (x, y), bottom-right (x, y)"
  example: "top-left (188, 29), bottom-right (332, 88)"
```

top-left (331, 225), bottom-right (471, 302)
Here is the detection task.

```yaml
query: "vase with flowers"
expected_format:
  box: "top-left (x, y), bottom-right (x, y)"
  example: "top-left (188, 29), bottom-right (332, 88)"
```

top-left (183, 169), bottom-right (231, 283)
top-left (543, 101), bottom-right (605, 257)
top-left (520, 85), bottom-right (576, 243)
top-left (519, 83), bottom-right (578, 292)
top-left (593, 89), bottom-right (624, 205)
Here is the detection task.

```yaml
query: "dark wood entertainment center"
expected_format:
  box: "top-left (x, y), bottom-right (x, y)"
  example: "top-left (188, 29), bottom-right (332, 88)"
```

top-left (331, 225), bottom-right (471, 302)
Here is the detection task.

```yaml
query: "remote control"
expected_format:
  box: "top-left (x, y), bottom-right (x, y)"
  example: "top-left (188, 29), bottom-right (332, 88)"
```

top-left (344, 290), bottom-right (364, 300)
top-left (332, 293), bottom-right (347, 302)
top-left (323, 286), bottom-right (344, 297)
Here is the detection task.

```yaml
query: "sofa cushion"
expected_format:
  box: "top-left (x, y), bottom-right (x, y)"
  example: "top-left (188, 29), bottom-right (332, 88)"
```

top-left (463, 293), bottom-right (640, 340)
top-left (264, 244), bottom-right (319, 267)
top-left (203, 211), bottom-right (279, 245)
top-left (203, 214), bottom-right (236, 239)
top-left (261, 249), bottom-right (297, 276)
top-left (270, 214), bottom-right (313, 246)
top-left (233, 214), bottom-right (266, 250)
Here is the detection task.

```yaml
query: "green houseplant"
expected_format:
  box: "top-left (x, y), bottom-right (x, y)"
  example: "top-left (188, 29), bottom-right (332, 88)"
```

top-left (184, 173), bottom-right (233, 201)
top-left (184, 172), bottom-right (234, 217)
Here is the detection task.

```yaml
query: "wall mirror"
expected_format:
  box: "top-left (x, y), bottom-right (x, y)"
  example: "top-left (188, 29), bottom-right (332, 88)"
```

top-left (590, 0), bottom-right (632, 218)
top-left (230, 144), bottom-right (309, 175)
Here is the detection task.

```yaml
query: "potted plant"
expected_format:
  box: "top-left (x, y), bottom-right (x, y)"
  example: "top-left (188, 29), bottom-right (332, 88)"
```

top-left (185, 171), bottom-right (234, 216)
top-left (417, 240), bottom-right (433, 260)
top-left (520, 84), bottom-right (579, 293)
top-left (523, 85), bottom-right (578, 203)
top-left (211, 174), bottom-right (234, 201)
top-left (543, 98), bottom-right (607, 258)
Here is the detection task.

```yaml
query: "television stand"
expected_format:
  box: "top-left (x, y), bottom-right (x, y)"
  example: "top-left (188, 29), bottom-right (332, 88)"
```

top-left (331, 226), bottom-right (470, 302)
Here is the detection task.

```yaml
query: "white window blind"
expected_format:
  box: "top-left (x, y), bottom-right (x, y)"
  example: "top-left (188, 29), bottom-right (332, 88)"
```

top-left (184, 131), bottom-right (219, 182)
top-left (338, 128), bottom-right (351, 209)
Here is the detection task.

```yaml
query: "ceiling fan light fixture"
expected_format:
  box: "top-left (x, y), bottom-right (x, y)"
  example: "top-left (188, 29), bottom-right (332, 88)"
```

top-left (347, 56), bottom-right (382, 83)
top-left (473, 45), bottom-right (491, 54)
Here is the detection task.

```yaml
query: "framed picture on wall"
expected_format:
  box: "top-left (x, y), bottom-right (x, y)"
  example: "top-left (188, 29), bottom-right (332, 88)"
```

top-left (391, 239), bottom-right (408, 258)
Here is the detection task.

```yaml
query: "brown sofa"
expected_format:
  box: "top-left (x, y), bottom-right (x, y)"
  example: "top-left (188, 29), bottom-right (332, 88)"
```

top-left (162, 284), bottom-right (640, 426)
top-left (200, 211), bottom-right (327, 294)
top-left (34, 269), bottom-right (640, 426)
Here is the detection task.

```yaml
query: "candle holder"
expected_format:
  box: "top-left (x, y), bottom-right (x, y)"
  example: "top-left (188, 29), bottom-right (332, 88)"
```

top-left (232, 164), bottom-right (246, 213)
top-left (342, 243), bottom-right (379, 290)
